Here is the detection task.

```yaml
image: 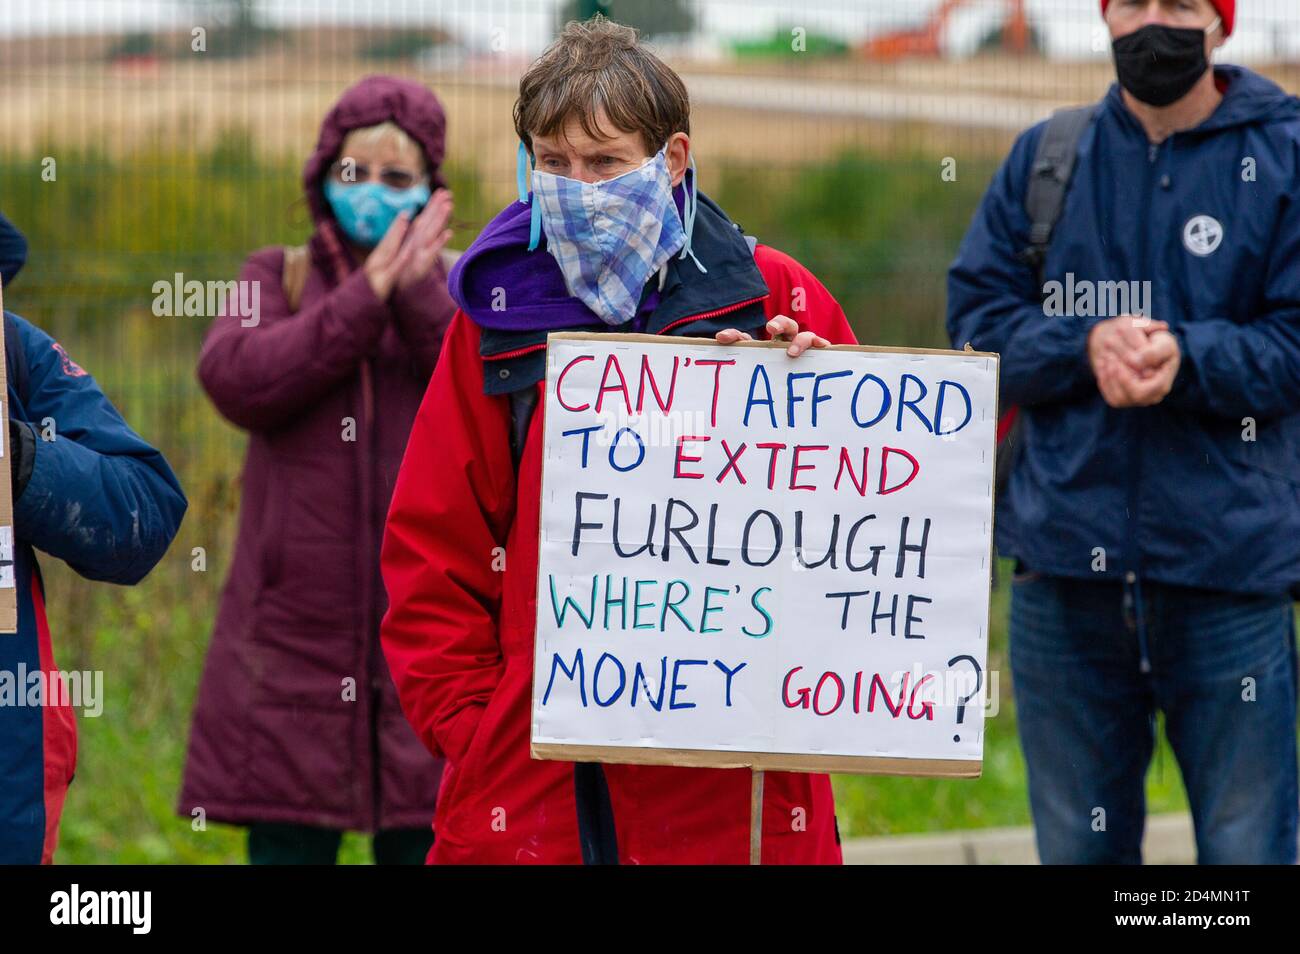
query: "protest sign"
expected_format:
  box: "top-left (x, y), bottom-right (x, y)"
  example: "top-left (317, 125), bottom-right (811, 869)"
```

top-left (0, 285), bottom-right (16, 632)
top-left (531, 332), bottom-right (998, 778)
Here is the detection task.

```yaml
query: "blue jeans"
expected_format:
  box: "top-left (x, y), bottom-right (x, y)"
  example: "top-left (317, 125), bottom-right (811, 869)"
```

top-left (1010, 568), bottom-right (1299, 864)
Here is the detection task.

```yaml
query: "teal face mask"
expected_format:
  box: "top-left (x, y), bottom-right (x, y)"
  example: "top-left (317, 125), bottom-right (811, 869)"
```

top-left (324, 179), bottom-right (431, 247)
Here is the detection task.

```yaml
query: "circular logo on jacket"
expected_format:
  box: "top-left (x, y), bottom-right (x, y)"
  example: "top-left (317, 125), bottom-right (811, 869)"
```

top-left (1183, 215), bottom-right (1223, 257)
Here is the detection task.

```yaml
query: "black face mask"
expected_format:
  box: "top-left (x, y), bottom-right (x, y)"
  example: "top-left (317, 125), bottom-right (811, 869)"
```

top-left (1112, 23), bottom-right (1212, 107)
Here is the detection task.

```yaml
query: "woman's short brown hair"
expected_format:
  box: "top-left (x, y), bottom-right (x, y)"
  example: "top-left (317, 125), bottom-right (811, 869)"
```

top-left (513, 15), bottom-right (690, 155)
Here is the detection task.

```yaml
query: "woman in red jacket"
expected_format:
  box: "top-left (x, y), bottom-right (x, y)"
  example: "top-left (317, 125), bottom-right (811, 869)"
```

top-left (380, 19), bottom-right (852, 864)
top-left (179, 76), bottom-right (456, 864)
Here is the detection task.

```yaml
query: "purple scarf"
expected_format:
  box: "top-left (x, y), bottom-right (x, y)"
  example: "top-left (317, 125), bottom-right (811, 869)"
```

top-left (448, 184), bottom-right (691, 333)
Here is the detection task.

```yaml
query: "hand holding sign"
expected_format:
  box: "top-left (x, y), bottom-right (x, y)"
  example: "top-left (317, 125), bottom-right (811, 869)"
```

top-left (716, 314), bottom-right (831, 357)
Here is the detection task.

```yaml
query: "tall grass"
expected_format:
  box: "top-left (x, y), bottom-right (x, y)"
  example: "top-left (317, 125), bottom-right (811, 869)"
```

top-left (715, 150), bottom-right (999, 349)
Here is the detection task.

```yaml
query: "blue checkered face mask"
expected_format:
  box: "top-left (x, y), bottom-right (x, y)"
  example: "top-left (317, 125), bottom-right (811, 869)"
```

top-left (520, 143), bottom-right (705, 326)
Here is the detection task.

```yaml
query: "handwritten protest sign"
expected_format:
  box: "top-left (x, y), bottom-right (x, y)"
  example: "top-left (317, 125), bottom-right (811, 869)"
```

top-left (531, 333), bottom-right (998, 777)
top-left (0, 286), bottom-right (16, 633)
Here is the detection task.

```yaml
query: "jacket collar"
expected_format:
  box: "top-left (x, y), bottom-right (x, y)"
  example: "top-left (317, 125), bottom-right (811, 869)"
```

top-left (1100, 65), bottom-right (1300, 141)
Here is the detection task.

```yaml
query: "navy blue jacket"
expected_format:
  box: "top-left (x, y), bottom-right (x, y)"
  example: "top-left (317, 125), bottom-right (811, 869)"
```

top-left (948, 66), bottom-right (1300, 596)
top-left (0, 311), bottom-right (187, 863)
top-left (0, 213), bottom-right (28, 288)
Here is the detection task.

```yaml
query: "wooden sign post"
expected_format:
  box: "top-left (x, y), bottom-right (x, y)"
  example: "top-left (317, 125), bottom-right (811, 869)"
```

top-left (531, 332), bottom-right (999, 860)
top-left (0, 285), bottom-right (16, 633)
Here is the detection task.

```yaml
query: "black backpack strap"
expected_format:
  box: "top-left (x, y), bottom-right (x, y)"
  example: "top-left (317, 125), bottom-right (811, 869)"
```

top-left (996, 106), bottom-right (1095, 537)
top-left (574, 761), bottom-right (619, 864)
top-left (508, 387), bottom-right (538, 470)
top-left (1017, 105), bottom-right (1097, 286)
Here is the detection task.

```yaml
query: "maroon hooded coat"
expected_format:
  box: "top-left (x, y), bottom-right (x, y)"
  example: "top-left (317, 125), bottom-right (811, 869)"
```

top-left (178, 76), bottom-right (455, 831)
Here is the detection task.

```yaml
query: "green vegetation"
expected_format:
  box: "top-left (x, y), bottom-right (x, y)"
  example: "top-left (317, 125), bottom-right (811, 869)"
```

top-left (361, 31), bottom-right (440, 62)
top-left (106, 32), bottom-right (159, 61)
top-left (559, 0), bottom-right (695, 39)
top-left (0, 136), bottom-right (1194, 863)
top-left (731, 28), bottom-right (851, 59)
top-left (715, 150), bottom-right (999, 349)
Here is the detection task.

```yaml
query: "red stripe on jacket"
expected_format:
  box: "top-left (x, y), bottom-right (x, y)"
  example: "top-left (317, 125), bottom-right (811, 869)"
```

top-left (33, 576), bottom-right (77, 864)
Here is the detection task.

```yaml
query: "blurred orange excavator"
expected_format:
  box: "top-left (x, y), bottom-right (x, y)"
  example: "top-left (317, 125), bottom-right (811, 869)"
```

top-left (864, 0), bottom-right (1035, 60)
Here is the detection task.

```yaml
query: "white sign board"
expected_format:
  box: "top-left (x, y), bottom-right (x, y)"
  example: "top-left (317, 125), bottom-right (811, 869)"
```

top-left (531, 333), bottom-right (998, 777)
top-left (0, 286), bottom-right (17, 628)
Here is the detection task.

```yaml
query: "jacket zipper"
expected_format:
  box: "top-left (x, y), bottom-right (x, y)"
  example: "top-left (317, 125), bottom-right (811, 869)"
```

top-left (659, 294), bottom-right (769, 335)
top-left (484, 342), bottom-right (547, 362)
top-left (359, 357), bottom-right (383, 831)
top-left (1126, 145), bottom-right (1157, 578)
top-left (1131, 138), bottom-right (1166, 578)
top-left (1124, 138), bottom-right (1166, 676)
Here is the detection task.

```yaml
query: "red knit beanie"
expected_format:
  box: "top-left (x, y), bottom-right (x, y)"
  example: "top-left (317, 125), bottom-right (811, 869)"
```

top-left (1101, 0), bottom-right (1235, 36)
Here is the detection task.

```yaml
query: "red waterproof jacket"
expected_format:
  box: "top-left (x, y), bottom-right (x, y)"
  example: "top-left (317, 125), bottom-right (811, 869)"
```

top-left (381, 243), bottom-right (855, 863)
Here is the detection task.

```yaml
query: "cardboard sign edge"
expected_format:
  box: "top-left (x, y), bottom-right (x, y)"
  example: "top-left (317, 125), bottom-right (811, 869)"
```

top-left (0, 287), bottom-right (17, 633)
top-left (546, 330), bottom-right (1000, 361)
top-left (532, 742), bottom-right (981, 779)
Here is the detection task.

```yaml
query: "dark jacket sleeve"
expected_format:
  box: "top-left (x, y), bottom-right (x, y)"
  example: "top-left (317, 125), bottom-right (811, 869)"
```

top-left (10, 313), bottom-right (187, 585)
top-left (197, 248), bottom-right (390, 433)
top-left (0, 213), bottom-right (28, 288)
top-left (1164, 185), bottom-right (1300, 421)
top-left (946, 125), bottom-right (1101, 408)
top-left (387, 255), bottom-right (457, 376)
